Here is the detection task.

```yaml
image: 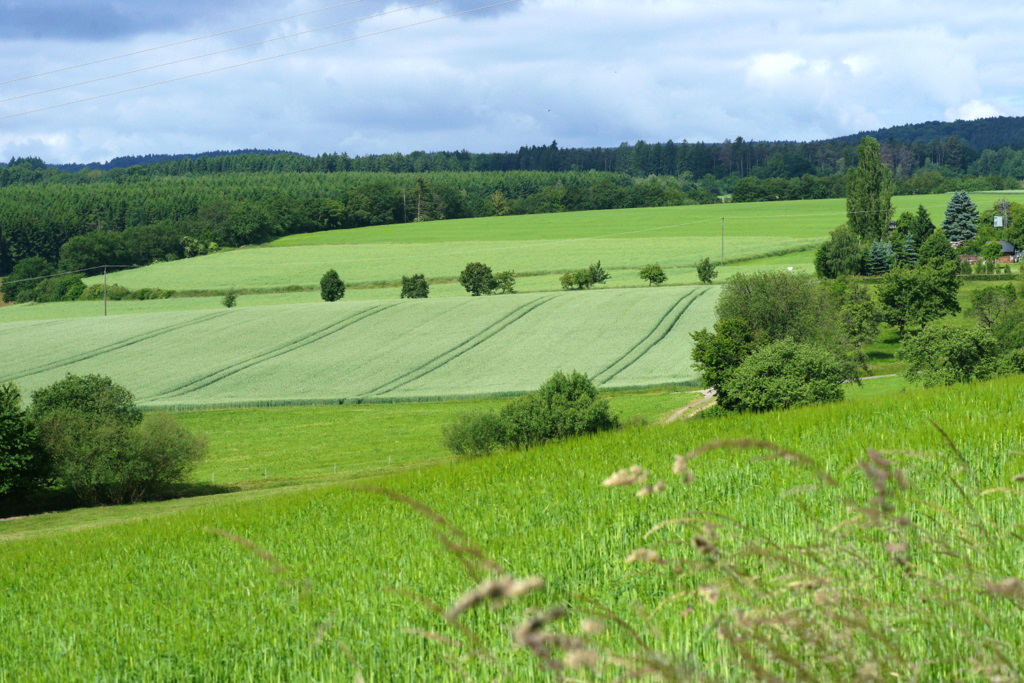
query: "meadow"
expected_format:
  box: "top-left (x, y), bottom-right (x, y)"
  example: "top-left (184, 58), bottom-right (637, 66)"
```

top-left (1, 375), bottom-right (1021, 680)
top-left (0, 286), bottom-right (718, 408)
top-left (73, 194), bottom-right (966, 295)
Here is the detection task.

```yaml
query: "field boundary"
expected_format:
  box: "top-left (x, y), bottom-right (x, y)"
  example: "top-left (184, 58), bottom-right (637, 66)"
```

top-left (151, 304), bottom-right (398, 401)
top-left (0, 310), bottom-right (232, 383)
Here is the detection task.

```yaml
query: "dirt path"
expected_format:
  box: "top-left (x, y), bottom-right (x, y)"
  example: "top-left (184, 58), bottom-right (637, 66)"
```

top-left (661, 388), bottom-right (717, 424)
top-left (661, 374), bottom-right (899, 425)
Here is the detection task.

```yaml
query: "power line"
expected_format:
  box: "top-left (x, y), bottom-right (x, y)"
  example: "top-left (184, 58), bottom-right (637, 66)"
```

top-left (1, 265), bottom-right (136, 286)
top-left (0, 0), bottom-right (374, 87)
top-left (0, 0), bottom-right (519, 122)
top-left (0, 0), bottom-right (445, 105)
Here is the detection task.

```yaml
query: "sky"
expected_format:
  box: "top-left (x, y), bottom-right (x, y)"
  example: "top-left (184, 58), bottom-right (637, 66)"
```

top-left (2, 0), bottom-right (1024, 164)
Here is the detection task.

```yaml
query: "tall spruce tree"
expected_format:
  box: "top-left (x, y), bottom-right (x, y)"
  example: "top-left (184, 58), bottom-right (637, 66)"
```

top-left (903, 233), bottom-right (919, 268)
top-left (846, 137), bottom-right (894, 241)
top-left (942, 190), bottom-right (979, 243)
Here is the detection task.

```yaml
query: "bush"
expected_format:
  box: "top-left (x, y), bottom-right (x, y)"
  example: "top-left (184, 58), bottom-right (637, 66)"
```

top-left (493, 271), bottom-right (516, 294)
top-left (320, 269), bottom-right (345, 301)
top-left (721, 340), bottom-right (848, 412)
top-left (401, 273), bottom-right (430, 298)
top-left (459, 262), bottom-right (497, 296)
top-left (442, 411), bottom-right (507, 457)
top-left (898, 326), bottom-right (999, 387)
top-left (30, 375), bottom-right (206, 505)
top-left (444, 371), bottom-right (619, 456)
top-left (221, 290), bottom-right (238, 308)
top-left (0, 256), bottom-right (54, 303)
top-left (560, 261), bottom-right (610, 290)
top-left (0, 382), bottom-right (45, 496)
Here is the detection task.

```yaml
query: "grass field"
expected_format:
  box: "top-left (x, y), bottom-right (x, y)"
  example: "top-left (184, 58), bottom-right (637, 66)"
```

top-left (1, 287), bottom-right (717, 408)
top-left (1, 374), bottom-right (1021, 680)
top-left (76, 195), bottom-right (968, 295)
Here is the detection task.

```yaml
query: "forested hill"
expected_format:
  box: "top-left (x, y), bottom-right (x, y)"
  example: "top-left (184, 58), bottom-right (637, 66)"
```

top-left (49, 149), bottom-right (298, 172)
top-left (828, 116), bottom-right (1024, 151)
top-left (3, 116), bottom-right (1023, 186)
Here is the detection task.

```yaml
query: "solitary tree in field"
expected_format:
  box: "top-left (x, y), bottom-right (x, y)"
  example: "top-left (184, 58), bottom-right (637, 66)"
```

top-left (400, 273), bottom-right (429, 298)
top-left (942, 191), bottom-right (979, 243)
top-left (695, 257), bottom-right (718, 284)
top-left (639, 263), bottom-right (667, 286)
top-left (846, 136), bottom-right (894, 241)
top-left (459, 262), bottom-right (497, 296)
top-left (320, 269), bottom-right (345, 301)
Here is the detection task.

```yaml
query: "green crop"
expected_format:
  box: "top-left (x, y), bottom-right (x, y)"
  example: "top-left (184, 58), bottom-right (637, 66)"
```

top-left (1, 287), bottom-right (717, 408)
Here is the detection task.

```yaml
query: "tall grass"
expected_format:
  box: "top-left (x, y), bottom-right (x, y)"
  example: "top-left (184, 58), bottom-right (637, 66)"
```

top-left (0, 376), bottom-right (1021, 680)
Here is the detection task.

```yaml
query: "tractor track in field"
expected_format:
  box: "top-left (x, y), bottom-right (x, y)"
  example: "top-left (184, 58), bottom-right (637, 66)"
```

top-left (152, 304), bottom-right (398, 400)
top-left (0, 310), bottom-right (231, 383)
top-left (592, 287), bottom-right (708, 386)
top-left (363, 294), bottom-right (558, 398)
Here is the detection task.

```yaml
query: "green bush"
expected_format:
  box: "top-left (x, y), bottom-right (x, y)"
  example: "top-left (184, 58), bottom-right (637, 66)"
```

top-left (320, 269), bottom-right (345, 301)
top-left (30, 375), bottom-right (206, 505)
top-left (0, 382), bottom-right (45, 496)
top-left (444, 371), bottom-right (619, 456)
top-left (222, 290), bottom-right (238, 308)
top-left (722, 340), bottom-right (848, 412)
top-left (441, 411), bottom-right (507, 457)
top-left (899, 326), bottom-right (999, 387)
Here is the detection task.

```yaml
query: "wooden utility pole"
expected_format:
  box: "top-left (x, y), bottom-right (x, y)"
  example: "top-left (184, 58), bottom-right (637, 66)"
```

top-left (721, 217), bottom-right (725, 264)
top-left (103, 266), bottom-right (107, 316)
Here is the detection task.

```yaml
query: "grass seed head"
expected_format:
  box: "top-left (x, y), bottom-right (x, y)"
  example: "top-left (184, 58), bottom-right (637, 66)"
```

top-left (625, 548), bottom-right (664, 564)
top-left (603, 465), bottom-right (649, 487)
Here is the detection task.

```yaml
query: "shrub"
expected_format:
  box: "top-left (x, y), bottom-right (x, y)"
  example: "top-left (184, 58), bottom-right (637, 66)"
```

top-left (442, 411), bottom-right (507, 457)
top-left (31, 374), bottom-right (142, 428)
top-left (400, 273), bottom-right (429, 299)
top-left (443, 371), bottom-right (619, 456)
top-left (493, 271), bottom-right (516, 294)
top-left (0, 382), bottom-right (45, 496)
top-left (222, 290), bottom-right (238, 308)
top-left (320, 269), bottom-right (345, 301)
top-left (459, 262), bottom-right (497, 296)
top-left (560, 261), bottom-right (610, 290)
top-left (721, 340), bottom-right (848, 412)
top-left (0, 256), bottom-right (54, 303)
top-left (639, 263), bottom-right (667, 286)
top-left (30, 375), bottom-right (206, 505)
top-left (899, 326), bottom-right (999, 387)
top-left (1000, 348), bottom-right (1024, 375)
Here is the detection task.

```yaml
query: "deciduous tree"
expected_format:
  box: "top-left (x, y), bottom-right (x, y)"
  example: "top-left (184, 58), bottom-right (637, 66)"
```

top-left (846, 136), bottom-right (894, 241)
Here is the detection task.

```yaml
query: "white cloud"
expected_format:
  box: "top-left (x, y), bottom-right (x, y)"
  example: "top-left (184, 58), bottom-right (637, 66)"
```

top-left (946, 99), bottom-right (1003, 121)
top-left (3, 0), bottom-right (1024, 163)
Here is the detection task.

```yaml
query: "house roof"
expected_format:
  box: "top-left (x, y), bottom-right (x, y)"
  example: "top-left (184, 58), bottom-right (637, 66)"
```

top-left (998, 241), bottom-right (1017, 253)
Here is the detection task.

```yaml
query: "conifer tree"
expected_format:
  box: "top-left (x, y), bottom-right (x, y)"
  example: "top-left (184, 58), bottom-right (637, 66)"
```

top-left (903, 233), bottom-right (919, 268)
top-left (942, 190), bottom-right (979, 242)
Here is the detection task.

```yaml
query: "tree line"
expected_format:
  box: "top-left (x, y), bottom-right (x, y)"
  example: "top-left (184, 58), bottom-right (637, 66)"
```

top-left (0, 170), bottom-right (717, 278)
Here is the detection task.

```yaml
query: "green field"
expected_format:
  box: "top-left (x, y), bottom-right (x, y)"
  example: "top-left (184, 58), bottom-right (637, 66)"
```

top-left (1, 287), bottom-right (717, 408)
top-left (1, 375), bottom-right (1021, 680)
top-left (68, 192), bottom-right (987, 295)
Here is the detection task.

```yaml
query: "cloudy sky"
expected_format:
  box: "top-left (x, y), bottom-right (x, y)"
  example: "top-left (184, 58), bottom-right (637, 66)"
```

top-left (2, 0), bottom-right (1023, 164)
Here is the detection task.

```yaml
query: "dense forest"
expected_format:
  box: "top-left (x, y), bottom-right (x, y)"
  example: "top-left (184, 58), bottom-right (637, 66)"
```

top-left (2, 116), bottom-right (1024, 280)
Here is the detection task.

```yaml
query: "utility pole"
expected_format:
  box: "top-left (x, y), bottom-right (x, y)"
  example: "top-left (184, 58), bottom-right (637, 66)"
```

top-left (103, 266), bottom-right (107, 317)
top-left (721, 217), bottom-right (725, 265)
